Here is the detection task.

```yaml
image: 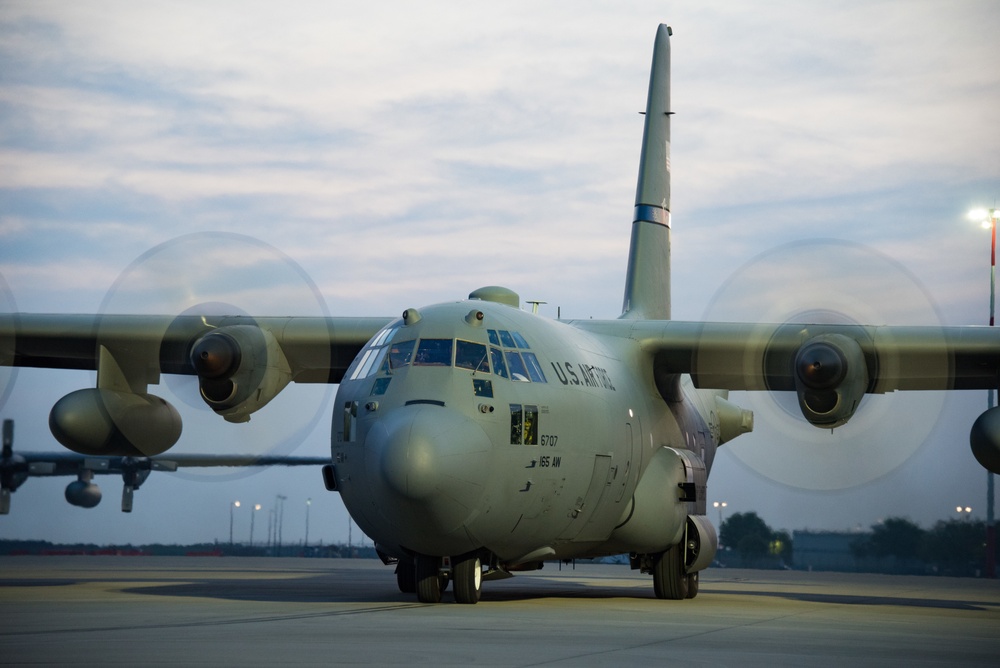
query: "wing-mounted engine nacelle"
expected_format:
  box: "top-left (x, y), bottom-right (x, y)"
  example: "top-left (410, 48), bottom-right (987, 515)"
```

top-left (189, 325), bottom-right (292, 423)
top-left (970, 406), bottom-right (1000, 474)
top-left (793, 333), bottom-right (869, 428)
top-left (65, 474), bottom-right (102, 508)
top-left (50, 389), bottom-right (182, 456)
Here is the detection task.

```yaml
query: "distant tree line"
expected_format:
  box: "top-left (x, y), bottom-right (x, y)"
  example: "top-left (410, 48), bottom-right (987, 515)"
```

top-left (848, 516), bottom-right (992, 577)
top-left (717, 511), bottom-right (793, 568)
top-left (716, 511), bottom-right (995, 577)
top-left (0, 539), bottom-right (381, 559)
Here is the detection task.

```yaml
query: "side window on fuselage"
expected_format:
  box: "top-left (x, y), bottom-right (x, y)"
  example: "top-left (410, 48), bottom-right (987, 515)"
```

top-left (510, 404), bottom-right (522, 444)
top-left (523, 405), bottom-right (538, 445)
top-left (509, 403), bottom-right (538, 445)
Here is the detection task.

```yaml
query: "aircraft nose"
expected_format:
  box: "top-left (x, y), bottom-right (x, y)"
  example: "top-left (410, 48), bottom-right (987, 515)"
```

top-left (365, 404), bottom-right (491, 540)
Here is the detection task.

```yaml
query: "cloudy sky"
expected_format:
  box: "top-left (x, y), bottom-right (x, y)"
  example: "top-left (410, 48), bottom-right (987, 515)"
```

top-left (1, 1), bottom-right (999, 548)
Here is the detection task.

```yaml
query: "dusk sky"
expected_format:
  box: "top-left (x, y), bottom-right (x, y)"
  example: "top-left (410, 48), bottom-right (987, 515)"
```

top-left (1, 1), bottom-right (999, 548)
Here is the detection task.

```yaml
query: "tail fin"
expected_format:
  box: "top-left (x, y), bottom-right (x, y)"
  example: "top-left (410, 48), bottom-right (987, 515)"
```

top-left (621, 24), bottom-right (672, 320)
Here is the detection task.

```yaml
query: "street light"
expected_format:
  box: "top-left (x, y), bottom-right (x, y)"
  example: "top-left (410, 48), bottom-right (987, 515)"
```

top-left (713, 501), bottom-right (728, 526)
top-left (969, 206), bottom-right (999, 578)
top-left (250, 503), bottom-right (261, 546)
top-left (967, 208), bottom-right (998, 326)
top-left (956, 505), bottom-right (972, 519)
top-left (230, 500), bottom-right (240, 545)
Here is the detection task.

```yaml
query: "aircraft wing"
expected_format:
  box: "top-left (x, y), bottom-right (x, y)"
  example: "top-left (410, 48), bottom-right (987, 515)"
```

top-left (576, 319), bottom-right (1000, 429)
top-left (629, 320), bottom-right (998, 392)
top-left (0, 313), bottom-right (391, 383)
top-left (0, 313), bottom-right (392, 453)
top-left (0, 312), bottom-right (393, 458)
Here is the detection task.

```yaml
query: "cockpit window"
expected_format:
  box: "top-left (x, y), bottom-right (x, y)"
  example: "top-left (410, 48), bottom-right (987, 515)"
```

top-left (482, 330), bottom-right (547, 383)
top-left (414, 338), bottom-right (453, 366)
top-left (388, 340), bottom-right (416, 369)
top-left (505, 351), bottom-right (530, 382)
top-left (456, 340), bottom-right (490, 372)
top-left (346, 324), bottom-right (402, 381)
top-left (522, 352), bottom-right (547, 383)
top-left (357, 346), bottom-right (387, 379)
top-left (491, 347), bottom-right (508, 379)
top-left (372, 326), bottom-right (398, 348)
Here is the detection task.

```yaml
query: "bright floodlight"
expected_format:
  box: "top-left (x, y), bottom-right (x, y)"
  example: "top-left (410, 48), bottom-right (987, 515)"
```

top-left (969, 208), bottom-right (989, 222)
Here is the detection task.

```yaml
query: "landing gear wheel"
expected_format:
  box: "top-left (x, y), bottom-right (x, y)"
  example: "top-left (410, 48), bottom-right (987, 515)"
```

top-left (415, 555), bottom-right (443, 603)
top-left (653, 545), bottom-right (688, 600)
top-left (395, 558), bottom-right (415, 594)
top-left (453, 553), bottom-right (483, 604)
top-left (685, 571), bottom-right (699, 599)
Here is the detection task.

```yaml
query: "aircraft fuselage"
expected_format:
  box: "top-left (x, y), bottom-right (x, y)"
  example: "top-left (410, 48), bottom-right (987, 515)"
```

top-left (331, 292), bottom-right (719, 569)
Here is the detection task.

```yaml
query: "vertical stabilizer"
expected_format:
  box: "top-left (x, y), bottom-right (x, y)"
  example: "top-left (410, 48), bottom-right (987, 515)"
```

top-left (621, 24), bottom-right (672, 320)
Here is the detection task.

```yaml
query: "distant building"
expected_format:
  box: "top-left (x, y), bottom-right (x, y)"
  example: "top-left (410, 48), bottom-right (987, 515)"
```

top-left (792, 530), bottom-right (874, 572)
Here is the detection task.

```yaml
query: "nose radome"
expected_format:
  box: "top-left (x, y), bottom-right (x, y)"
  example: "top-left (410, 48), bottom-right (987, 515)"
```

top-left (368, 404), bottom-right (491, 506)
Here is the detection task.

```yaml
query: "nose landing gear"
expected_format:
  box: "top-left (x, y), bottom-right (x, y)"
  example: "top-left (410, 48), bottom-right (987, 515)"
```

top-left (402, 552), bottom-right (485, 604)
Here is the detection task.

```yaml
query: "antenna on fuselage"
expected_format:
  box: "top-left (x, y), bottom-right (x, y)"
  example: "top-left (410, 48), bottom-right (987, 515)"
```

top-left (526, 300), bottom-right (546, 315)
top-left (621, 24), bottom-right (672, 321)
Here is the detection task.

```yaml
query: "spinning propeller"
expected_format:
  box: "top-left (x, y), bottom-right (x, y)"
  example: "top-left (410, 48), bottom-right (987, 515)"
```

top-left (701, 239), bottom-right (947, 491)
top-left (95, 232), bottom-right (334, 480)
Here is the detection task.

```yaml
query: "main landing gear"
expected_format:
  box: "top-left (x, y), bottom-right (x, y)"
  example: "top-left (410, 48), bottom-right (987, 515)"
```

top-left (651, 544), bottom-right (698, 600)
top-left (397, 552), bottom-right (484, 604)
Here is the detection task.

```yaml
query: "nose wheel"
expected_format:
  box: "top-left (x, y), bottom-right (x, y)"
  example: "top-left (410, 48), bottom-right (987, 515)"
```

top-left (411, 552), bottom-right (484, 604)
top-left (452, 552), bottom-right (483, 604)
top-left (415, 555), bottom-right (447, 603)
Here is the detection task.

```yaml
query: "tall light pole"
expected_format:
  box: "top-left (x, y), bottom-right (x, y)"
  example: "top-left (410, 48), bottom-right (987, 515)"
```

top-left (275, 494), bottom-right (287, 556)
top-left (250, 503), bottom-right (261, 546)
top-left (230, 500), bottom-right (240, 545)
top-left (969, 206), bottom-right (998, 578)
top-left (305, 498), bottom-right (311, 548)
top-left (713, 501), bottom-right (728, 527)
top-left (267, 508), bottom-right (274, 550)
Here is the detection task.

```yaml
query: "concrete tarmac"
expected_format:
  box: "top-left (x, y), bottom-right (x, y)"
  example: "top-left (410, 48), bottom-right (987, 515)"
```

top-left (1, 556), bottom-right (998, 666)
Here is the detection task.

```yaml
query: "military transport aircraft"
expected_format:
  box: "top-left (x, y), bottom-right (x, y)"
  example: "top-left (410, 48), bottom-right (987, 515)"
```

top-left (2, 24), bottom-right (1000, 604)
top-left (0, 419), bottom-right (326, 513)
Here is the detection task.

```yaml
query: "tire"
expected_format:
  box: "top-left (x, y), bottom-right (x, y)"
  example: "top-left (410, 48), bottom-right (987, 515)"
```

top-left (415, 555), bottom-right (442, 603)
top-left (652, 544), bottom-right (688, 600)
top-left (453, 553), bottom-right (483, 604)
top-left (395, 558), bottom-right (415, 594)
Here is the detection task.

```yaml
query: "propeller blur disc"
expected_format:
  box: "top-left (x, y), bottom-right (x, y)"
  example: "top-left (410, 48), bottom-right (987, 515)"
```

top-left (98, 233), bottom-right (332, 480)
top-left (702, 239), bottom-right (947, 491)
